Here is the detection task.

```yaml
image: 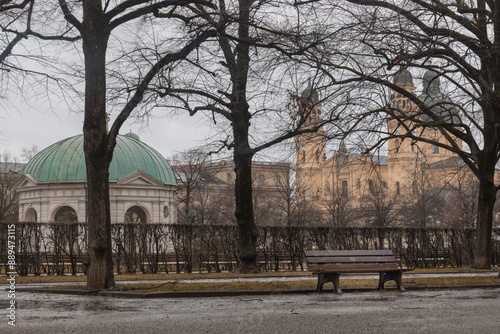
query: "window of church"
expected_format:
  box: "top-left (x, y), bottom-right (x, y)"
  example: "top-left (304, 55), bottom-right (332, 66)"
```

top-left (432, 140), bottom-right (439, 154)
top-left (312, 189), bottom-right (320, 200)
top-left (275, 175), bottom-right (281, 186)
top-left (259, 174), bottom-right (265, 186)
top-left (369, 179), bottom-right (374, 194)
top-left (342, 180), bottom-right (348, 198)
top-left (396, 181), bottom-right (400, 195)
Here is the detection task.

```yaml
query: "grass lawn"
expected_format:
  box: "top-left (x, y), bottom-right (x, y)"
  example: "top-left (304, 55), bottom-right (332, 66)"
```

top-left (12, 267), bottom-right (500, 293)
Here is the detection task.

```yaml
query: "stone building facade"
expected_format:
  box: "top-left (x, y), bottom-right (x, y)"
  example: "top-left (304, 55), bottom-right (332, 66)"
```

top-left (14, 133), bottom-right (178, 224)
top-left (295, 70), bottom-right (494, 227)
top-left (173, 159), bottom-right (291, 225)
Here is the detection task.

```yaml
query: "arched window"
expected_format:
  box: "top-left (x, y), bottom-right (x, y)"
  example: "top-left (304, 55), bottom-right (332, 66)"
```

top-left (25, 208), bottom-right (38, 222)
top-left (53, 206), bottom-right (79, 255)
top-left (124, 206), bottom-right (147, 224)
top-left (54, 206), bottom-right (78, 222)
top-left (123, 206), bottom-right (148, 260)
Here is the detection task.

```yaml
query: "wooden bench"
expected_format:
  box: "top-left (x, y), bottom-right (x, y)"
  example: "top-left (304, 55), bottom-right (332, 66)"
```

top-left (305, 250), bottom-right (413, 293)
top-left (416, 251), bottom-right (448, 268)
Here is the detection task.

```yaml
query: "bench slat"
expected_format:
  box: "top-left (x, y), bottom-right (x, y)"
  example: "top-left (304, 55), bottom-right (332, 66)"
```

top-left (305, 250), bottom-right (393, 257)
top-left (308, 262), bottom-right (400, 272)
top-left (306, 256), bottom-right (397, 264)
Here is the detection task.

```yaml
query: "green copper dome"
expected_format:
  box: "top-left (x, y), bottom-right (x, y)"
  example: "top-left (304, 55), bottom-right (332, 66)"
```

top-left (22, 134), bottom-right (177, 185)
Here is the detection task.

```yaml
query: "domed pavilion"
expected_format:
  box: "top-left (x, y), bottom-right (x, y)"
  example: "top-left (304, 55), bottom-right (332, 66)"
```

top-left (14, 133), bottom-right (177, 224)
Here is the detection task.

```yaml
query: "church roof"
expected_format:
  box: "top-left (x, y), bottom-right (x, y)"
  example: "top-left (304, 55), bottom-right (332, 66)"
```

top-left (417, 70), bottom-right (460, 124)
top-left (21, 134), bottom-right (177, 185)
top-left (301, 83), bottom-right (319, 103)
top-left (372, 155), bottom-right (388, 166)
top-left (424, 156), bottom-right (465, 169)
top-left (393, 68), bottom-right (414, 85)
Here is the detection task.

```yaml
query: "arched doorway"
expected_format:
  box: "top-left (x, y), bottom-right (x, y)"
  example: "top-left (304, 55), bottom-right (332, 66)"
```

top-left (54, 206), bottom-right (78, 222)
top-left (25, 208), bottom-right (38, 222)
top-left (53, 206), bottom-right (79, 258)
top-left (123, 206), bottom-right (148, 271)
top-left (124, 206), bottom-right (147, 224)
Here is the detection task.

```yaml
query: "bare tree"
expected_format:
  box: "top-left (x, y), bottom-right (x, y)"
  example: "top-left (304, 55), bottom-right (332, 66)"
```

top-left (43, 1), bottom-right (216, 289)
top-left (0, 0), bottom-right (80, 106)
top-left (0, 151), bottom-right (21, 222)
top-left (440, 166), bottom-right (479, 228)
top-left (20, 144), bottom-right (39, 161)
top-left (171, 149), bottom-right (212, 225)
top-left (147, 1), bottom-right (345, 272)
top-left (322, 186), bottom-right (354, 227)
top-left (359, 182), bottom-right (401, 227)
top-left (0, 1), bottom-right (34, 65)
top-left (400, 161), bottom-right (443, 227)
top-left (300, 0), bottom-right (500, 268)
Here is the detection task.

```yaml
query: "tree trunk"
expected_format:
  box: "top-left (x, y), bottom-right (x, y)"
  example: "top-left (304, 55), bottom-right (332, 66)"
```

top-left (473, 167), bottom-right (496, 269)
top-left (232, 0), bottom-right (258, 273)
top-left (82, 6), bottom-right (114, 289)
top-left (233, 143), bottom-right (258, 273)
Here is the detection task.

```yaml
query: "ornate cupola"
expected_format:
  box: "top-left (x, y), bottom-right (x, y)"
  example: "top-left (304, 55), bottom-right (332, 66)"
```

top-left (296, 82), bottom-right (326, 168)
top-left (298, 82), bottom-right (322, 127)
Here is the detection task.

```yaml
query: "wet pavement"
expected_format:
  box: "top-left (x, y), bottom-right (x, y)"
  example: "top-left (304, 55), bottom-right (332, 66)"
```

top-left (16, 271), bottom-right (500, 287)
top-left (2, 287), bottom-right (500, 333)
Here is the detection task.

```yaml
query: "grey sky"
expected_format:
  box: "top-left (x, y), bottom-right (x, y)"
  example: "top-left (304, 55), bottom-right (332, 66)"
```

top-left (0, 102), bottom-right (211, 162)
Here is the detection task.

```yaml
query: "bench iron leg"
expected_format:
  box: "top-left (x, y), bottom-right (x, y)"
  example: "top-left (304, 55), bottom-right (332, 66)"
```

top-left (378, 271), bottom-right (405, 292)
top-left (316, 273), bottom-right (342, 293)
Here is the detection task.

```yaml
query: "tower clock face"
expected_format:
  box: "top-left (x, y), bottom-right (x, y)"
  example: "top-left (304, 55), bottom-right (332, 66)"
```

top-left (300, 141), bottom-right (306, 148)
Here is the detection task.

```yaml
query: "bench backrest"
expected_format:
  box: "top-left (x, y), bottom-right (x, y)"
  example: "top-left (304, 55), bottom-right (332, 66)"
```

top-left (305, 250), bottom-right (400, 272)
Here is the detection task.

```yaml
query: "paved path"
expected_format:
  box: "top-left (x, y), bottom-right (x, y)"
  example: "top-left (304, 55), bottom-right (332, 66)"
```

top-left (3, 287), bottom-right (500, 333)
top-left (17, 271), bottom-right (500, 287)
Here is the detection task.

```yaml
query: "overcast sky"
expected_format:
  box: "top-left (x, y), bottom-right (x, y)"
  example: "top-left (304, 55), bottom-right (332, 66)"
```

top-left (0, 100), bottom-right (213, 163)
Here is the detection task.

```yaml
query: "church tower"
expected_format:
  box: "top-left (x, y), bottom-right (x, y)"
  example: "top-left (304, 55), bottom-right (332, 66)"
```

top-left (387, 68), bottom-right (418, 158)
top-left (386, 68), bottom-right (421, 198)
top-left (295, 83), bottom-right (327, 203)
top-left (387, 68), bottom-right (464, 199)
top-left (295, 83), bottom-right (326, 168)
